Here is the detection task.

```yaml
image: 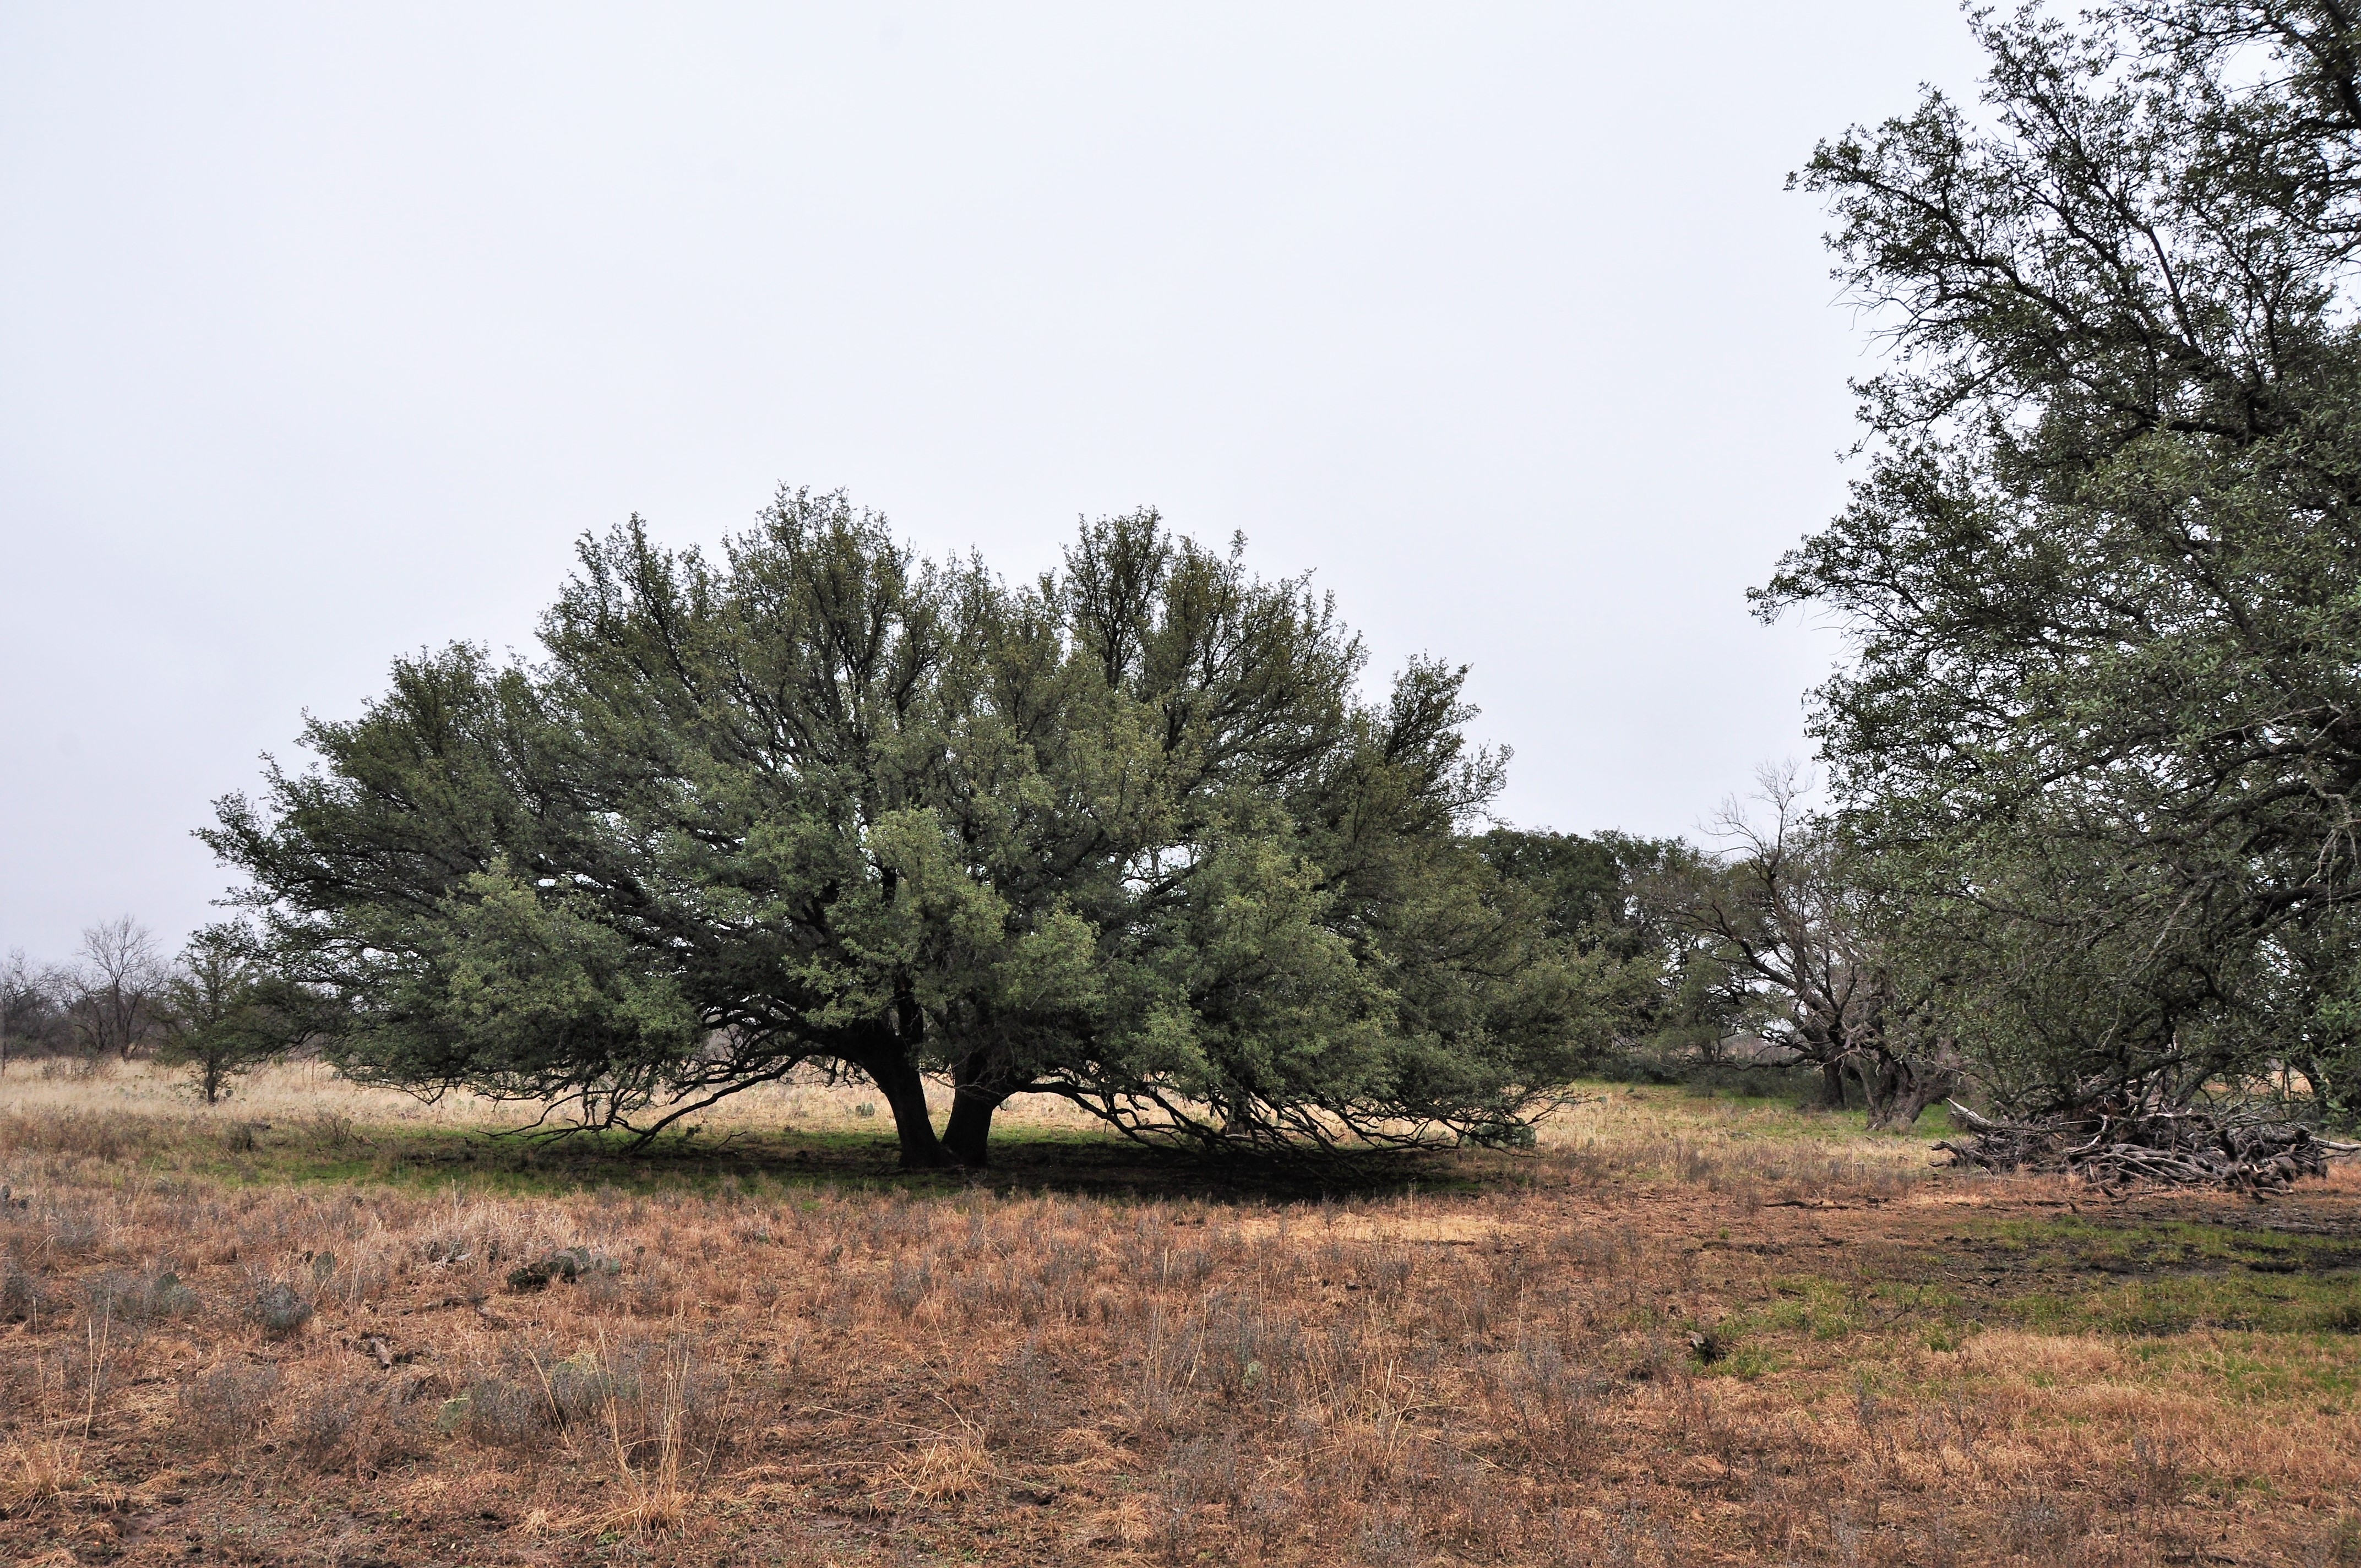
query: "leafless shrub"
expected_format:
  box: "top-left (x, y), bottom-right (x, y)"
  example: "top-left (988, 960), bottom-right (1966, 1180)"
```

top-left (284, 1378), bottom-right (409, 1474)
top-left (1200, 1294), bottom-right (1301, 1405)
top-left (459, 1370), bottom-right (553, 1450)
top-left (888, 1254), bottom-right (935, 1316)
top-left (39, 1199), bottom-right (103, 1258)
top-left (179, 1362), bottom-right (281, 1450)
top-left (455, 1338), bottom-right (742, 1473)
top-left (1999, 1491), bottom-right (2088, 1559)
top-left (1364, 1241), bottom-right (1414, 1297)
top-left (1236, 1481), bottom-right (1294, 1552)
top-left (1497, 1331), bottom-right (1600, 1461)
top-left (2128, 1435), bottom-right (2185, 1515)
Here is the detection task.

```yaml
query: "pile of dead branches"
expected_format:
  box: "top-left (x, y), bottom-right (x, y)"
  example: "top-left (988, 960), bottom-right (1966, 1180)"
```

top-left (1935, 1100), bottom-right (2360, 1191)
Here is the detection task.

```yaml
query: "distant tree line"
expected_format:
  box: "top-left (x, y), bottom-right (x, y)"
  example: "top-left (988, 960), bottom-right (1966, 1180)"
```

top-left (1, 917), bottom-right (315, 1101)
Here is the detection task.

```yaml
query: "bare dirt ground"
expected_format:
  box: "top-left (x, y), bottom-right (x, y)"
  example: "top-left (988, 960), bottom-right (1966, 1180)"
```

top-left (2, 1065), bottom-right (2356, 1566)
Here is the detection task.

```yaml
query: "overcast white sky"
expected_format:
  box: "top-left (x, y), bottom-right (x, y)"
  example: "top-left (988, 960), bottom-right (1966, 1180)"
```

top-left (0, 3), bottom-right (1987, 962)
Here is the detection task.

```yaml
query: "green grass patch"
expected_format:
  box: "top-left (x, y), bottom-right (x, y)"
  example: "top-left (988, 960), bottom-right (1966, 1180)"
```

top-left (2001, 1269), bottom-right (2361, 1337)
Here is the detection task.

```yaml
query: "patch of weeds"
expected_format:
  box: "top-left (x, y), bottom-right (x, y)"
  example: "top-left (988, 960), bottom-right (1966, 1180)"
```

top-left (1, 1255), bottom-right (57, 1322)
top-left (1696, 1337), bottom-right (1783, 1379)
top-left (2311, 1297), bottom-right (2361, 1336)
top-left (2003, 1270), bottom-right (2361, 1337)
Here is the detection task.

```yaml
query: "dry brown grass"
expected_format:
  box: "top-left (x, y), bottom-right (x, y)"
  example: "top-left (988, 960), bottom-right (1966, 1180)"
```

top-left (0, 1070), bottom-right (2355, 1565)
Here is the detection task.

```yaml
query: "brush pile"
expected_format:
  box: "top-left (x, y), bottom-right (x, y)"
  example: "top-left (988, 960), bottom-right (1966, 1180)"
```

top-left (1935, 1100), bottom-right (2359, 1191)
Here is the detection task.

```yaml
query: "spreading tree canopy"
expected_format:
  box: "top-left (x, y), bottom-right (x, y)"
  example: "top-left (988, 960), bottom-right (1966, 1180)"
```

top-left (1761, 1), bottom-right (2361, 1113)
top-left (208, 495), bottom-right (1608, 1164)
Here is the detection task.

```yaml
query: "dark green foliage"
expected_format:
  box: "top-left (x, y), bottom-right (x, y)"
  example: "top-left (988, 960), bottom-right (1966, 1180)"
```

top-left (208, 494), bottom-right (1609, 1164)
top-left (1762, 2), bottom-right (2361, 1115)
top-left (1477, 826), bottom-right (1742, 1070)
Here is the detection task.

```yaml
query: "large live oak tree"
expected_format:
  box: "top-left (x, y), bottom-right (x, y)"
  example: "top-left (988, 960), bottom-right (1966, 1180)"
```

top-left (208, 494), bottom-right (1606, 1164)
top-left (1760, 2), bottom-right (2361, 1113)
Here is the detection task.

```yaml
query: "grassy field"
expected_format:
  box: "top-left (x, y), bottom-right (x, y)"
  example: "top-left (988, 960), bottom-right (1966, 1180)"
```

top-left (1, 1064), bottom-right (2356, 1566)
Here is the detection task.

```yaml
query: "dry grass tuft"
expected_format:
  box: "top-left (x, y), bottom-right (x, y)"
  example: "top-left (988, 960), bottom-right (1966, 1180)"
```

top-left (0, 1438), bottom-right (79, 1518)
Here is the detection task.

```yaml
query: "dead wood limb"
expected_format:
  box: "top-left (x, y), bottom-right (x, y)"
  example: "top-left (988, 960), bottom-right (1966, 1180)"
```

top-left (1936, 1101), bottom-right (2351, 1192)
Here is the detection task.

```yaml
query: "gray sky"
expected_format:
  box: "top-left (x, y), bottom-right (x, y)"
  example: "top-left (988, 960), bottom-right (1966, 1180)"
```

top-left (0, 3), bottom-right (1985, 962)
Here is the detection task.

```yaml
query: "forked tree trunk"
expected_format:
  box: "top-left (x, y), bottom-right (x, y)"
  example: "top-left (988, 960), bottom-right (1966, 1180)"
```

top-left (1884, 1059), bottom-right (1957, 1130)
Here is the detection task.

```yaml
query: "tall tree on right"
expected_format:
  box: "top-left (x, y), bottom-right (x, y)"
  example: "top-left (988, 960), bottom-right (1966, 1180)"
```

top-left (1760, 3), bottom-right (2361, 1115)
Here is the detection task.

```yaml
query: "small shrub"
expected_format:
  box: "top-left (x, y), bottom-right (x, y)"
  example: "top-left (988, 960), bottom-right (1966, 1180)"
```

top-left (179, 1363), bottom-right (282, 1450)
top-left (461, 1373), bottom-right (553, 1449)
top-left (248, 1281), bottom-right (314, 1335)
top-left (39, 1201), bottom-right (102, 1257)
top-left (545, 1348), bottom-right (627, 1424)
top-left (1999, 1492), bottom-right (2086, 1558)
top-left (284, 1379), bottom-right (408, 1473)
top-left (1, 1256), bottom-right (55, 1323)
top-left (87, 1268), bottom-right (198, 1324)
top-left (888, 1256), bottom-right (934, 1316)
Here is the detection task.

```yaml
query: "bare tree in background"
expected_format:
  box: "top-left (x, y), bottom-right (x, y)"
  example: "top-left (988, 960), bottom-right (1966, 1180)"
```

top-left (1664, 767), bottom-right (1957, 1129)
top-left (0, 949), bottom-right (60, 1079)
top-left (66, 916), bottom-right (165, 1062)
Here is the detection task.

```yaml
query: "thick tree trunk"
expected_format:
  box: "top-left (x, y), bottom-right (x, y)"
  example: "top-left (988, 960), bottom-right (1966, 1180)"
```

top-left (859, 1052), bottom-right (951, 1169)
top-left (1886, 1059), bottom-right (1957, 1129)
top-left (1860, 1053), bottom-right (1957, 1130)
top-left (1820, 1060), bottom-right (1848, 1109)
top-left (944, 1091), bottom-right (1001, 1162)
top-left (1859, 1059), bottom-right (1900, 1129)
top-left (942, 1084), bottom-right (1007, 1168)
